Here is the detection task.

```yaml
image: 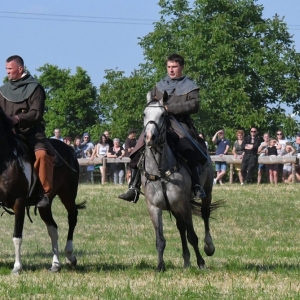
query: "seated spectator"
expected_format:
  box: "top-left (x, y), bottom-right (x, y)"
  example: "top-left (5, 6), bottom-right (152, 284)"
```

top-left (212, 129), bottom-right (230, 185)
top-left (232, 130), bottom-right (244, 185)
top-left (107, 138), bottom-right (125, 184)
top-left (282, 143), bottom-right (295, 183)
top-left (94, 134), bottom-right (109, 183)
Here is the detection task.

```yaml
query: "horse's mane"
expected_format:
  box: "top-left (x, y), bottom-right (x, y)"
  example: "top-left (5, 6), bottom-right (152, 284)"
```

top-left (0, 107), bottom-right (22, 159)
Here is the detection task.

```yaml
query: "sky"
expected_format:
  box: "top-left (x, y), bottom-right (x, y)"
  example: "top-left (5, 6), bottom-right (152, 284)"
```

top-left (0, 0), bottom-right (299, 89)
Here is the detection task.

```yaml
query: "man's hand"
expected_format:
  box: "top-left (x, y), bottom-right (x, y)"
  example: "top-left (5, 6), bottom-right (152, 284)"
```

top-left (8, 115), bottom-right (19, 125)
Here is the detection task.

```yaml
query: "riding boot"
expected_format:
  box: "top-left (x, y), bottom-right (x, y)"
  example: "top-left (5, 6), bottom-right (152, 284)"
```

top-left (118, 168), bottom-right (141, 203)
top-left (190, 166), bottom-right (206, 200)
top-left (34, 150), bottom-right (55, 208)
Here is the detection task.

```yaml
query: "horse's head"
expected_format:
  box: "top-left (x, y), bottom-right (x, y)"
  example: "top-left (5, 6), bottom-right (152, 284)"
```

top-left (143, 91), bottom-right (168, 148)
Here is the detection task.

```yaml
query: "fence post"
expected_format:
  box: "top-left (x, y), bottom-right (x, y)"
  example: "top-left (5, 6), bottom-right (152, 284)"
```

top-left (102, 158), bottom-right (107, 184)
top-left (229, 163), bottom-right (233, 184)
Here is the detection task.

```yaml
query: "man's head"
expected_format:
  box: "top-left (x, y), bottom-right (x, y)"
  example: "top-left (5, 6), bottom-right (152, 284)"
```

top-left (83, 132), bottom-right (90, 142)
top-left (166, 54), bottom-right (184, 79)
top-left (104, 131), bottom-right (110, 138)
top-left (6, 55), bottom-right (24, 81)
top-left (54, 128), bottom-right (61, 138)
top-left (128, 128), bottom-right (137, 139)
top-left (250, 127), bottom-right (258, 138)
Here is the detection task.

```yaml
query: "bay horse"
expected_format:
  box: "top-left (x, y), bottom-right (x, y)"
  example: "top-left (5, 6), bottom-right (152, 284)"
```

top-left (141, 92), bottom-right (221, 271)
top-left (0, 107), bottom-right (85, 274)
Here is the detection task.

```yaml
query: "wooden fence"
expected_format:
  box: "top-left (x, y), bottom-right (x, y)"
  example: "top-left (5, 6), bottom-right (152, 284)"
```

top-left (78, 155), bottom-right (298, 184)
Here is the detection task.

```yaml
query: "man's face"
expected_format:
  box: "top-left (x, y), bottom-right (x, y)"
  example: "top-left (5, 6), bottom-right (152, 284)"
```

top-left (54, 130), bottom-right (61, 137)
top-left (6, 60), bottom-right (23, 81)
top-left (250, 128), bottom-right (257, 137)
top-left (167, 60), bottom-right (184, 79)
top-left (104, 131), bottom-right (110, 138)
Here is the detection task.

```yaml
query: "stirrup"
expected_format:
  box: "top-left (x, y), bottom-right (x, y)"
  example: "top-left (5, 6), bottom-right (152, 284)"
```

top-left (118, 187), bottom-right (140, 203)
top-left (194, 184), bottom-right (206, 200)
top-left (37, 194), bottom-right (50, 208)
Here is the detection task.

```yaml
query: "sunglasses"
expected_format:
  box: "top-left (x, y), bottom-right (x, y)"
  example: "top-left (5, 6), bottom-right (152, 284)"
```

top-left (277, 133), bottom-right (282, 135)
top-left (251, 131), bottom-right (257, 133)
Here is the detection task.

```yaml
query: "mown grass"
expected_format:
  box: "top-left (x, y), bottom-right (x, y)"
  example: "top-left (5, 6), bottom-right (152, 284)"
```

top-left (0, 183), bottom-right (300, 299)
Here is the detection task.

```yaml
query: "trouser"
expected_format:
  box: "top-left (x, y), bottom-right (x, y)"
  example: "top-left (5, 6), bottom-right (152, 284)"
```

top-left (34, 149), bottom-right (55, 194)
top-left (241, 153), bottom-right (258, 183)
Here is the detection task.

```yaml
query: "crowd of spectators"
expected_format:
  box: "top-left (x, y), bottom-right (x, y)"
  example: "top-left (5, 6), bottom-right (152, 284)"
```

top-left (50, 128), bottom-right (137, 185)
top-left (207, 128), bottom-right (300, 185)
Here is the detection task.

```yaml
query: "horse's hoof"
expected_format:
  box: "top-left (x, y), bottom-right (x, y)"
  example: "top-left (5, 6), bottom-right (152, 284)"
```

top-left (199, 264), bottom-right (205, 270)
top-left (66, 256), bottom-right (77, 269)
top-left (11, 267), bottom-right (21, 275)
top-left (48, 264), bottom-right (61, 273)
top-left (204, 243), bottom-right (215, 256)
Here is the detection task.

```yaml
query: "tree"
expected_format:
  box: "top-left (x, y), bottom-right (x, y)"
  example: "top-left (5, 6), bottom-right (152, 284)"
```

top-left (139, 0), bottom-right (300, 141)
top-left (98, 69), bottom-right (154, 141)
top-left (37, 64), bottom-right (101, 140)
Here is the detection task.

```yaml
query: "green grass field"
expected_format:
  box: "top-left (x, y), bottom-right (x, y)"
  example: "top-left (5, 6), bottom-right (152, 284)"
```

top-left (0, 183), bottom-right (300, 299)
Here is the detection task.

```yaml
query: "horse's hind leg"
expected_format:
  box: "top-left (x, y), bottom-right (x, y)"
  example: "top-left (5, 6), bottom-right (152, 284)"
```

top-left (148, 204), bottom-right (166, 272)
top-left (201, 192), bottom-right (215, 256)
top-left (172, 212), bottom-right (191, 268)
top-left (185, 217), bottom-right (205, 269)
top-left (38, 207), bottom-right (61, 272)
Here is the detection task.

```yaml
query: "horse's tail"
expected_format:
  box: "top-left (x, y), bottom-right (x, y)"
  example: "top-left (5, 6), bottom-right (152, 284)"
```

top-left (76, 201), bottom-right (87, 210)
top-left (190, 199), bottom-right (225, 219)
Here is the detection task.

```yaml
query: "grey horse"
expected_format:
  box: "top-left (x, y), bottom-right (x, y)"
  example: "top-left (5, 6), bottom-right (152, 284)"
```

top-left (141, 91), bottom-right (220, 271)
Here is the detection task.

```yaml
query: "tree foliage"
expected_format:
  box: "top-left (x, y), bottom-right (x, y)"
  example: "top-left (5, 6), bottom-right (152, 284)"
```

top-left (37, 64), bottom-right (100, 140)
top-left (98, 69), bottom-right (154, 141)
top-left (138, 0), bottom-right (300, 141)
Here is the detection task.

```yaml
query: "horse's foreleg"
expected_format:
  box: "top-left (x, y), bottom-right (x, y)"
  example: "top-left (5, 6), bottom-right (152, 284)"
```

top-left (172, 212), bottom-right (190, 268)
top-left (65, 209), bottom-right (78, 268)
top-left (148, 205), bottom-right (165, 272)
top-left (202, 193), bottom-right (215, 256)
top-left (12, 198), bottom-right (25, 274)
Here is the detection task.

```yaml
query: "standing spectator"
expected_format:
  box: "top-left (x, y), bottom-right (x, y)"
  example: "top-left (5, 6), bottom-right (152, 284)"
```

top-left (81, 132), bottom-right (95, 183)
top-left (276, 130), bottom-right (288, 181)
top-left (257, 132), bottom-right (270, 184)
top-left (94, 134), bottom-right (109, 182)
top-left (73, 136), bottom-right (82, 158)
top-left (282, 143), bottom-right (295, 183)
top-left (266, 138), bottom-right (281, 184)
top-left (232, 130), bottom-right (244, 185)
top-left (212, 129), bottom-right (230, 185)
top-left (296, 132), bottom-right (300, 157)
top-left (84, 148), bottom-right (95, 184)
top-left (51, 128), bottom-right (63, 141)
top-left (63, 136), bottom-right (72, 146)
top-left (104, 130), bottom-right (114, 148)
top-left (107, 138), bottom-right (125, 184)
top-left (124, 129), bottom-right (137, 183)
top-left (241, 127), bottom-right (260, 184)
top-left (199, 132), bottom-right (208, 149)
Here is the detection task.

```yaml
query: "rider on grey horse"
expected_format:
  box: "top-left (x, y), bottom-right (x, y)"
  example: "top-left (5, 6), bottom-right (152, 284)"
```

top-left (118, 53), bottom-right (207, 203)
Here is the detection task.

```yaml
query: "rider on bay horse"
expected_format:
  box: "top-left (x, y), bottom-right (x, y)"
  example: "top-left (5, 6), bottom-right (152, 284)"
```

top-left (0, 55), bottom-right (54, 208)
top-left (119, 53), bottom-right (207, 203)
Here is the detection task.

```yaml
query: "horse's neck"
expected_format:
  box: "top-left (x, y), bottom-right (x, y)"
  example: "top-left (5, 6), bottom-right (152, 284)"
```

top-left (144, 143), bottom-right (176, 174)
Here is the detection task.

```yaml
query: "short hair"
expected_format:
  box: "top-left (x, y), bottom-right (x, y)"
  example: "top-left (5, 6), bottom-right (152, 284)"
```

top-left (166, 54), bottom-right (184, 66)
top-left (113, 138), bottom-right (120, 143)
top-left (6, 55), bottom-right (24, 67)
top-left (236, 130), bottom-right (244, 137)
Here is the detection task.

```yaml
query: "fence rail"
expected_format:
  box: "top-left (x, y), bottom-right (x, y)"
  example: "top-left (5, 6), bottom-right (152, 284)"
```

top-left (78, 155), bottom-right (299, 184)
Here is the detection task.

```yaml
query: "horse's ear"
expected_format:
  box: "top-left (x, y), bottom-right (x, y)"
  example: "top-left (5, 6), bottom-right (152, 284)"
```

top-left (162, 91), bottom-right (168, 104)
top-left (146, 91), bottom-right (152, 103)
